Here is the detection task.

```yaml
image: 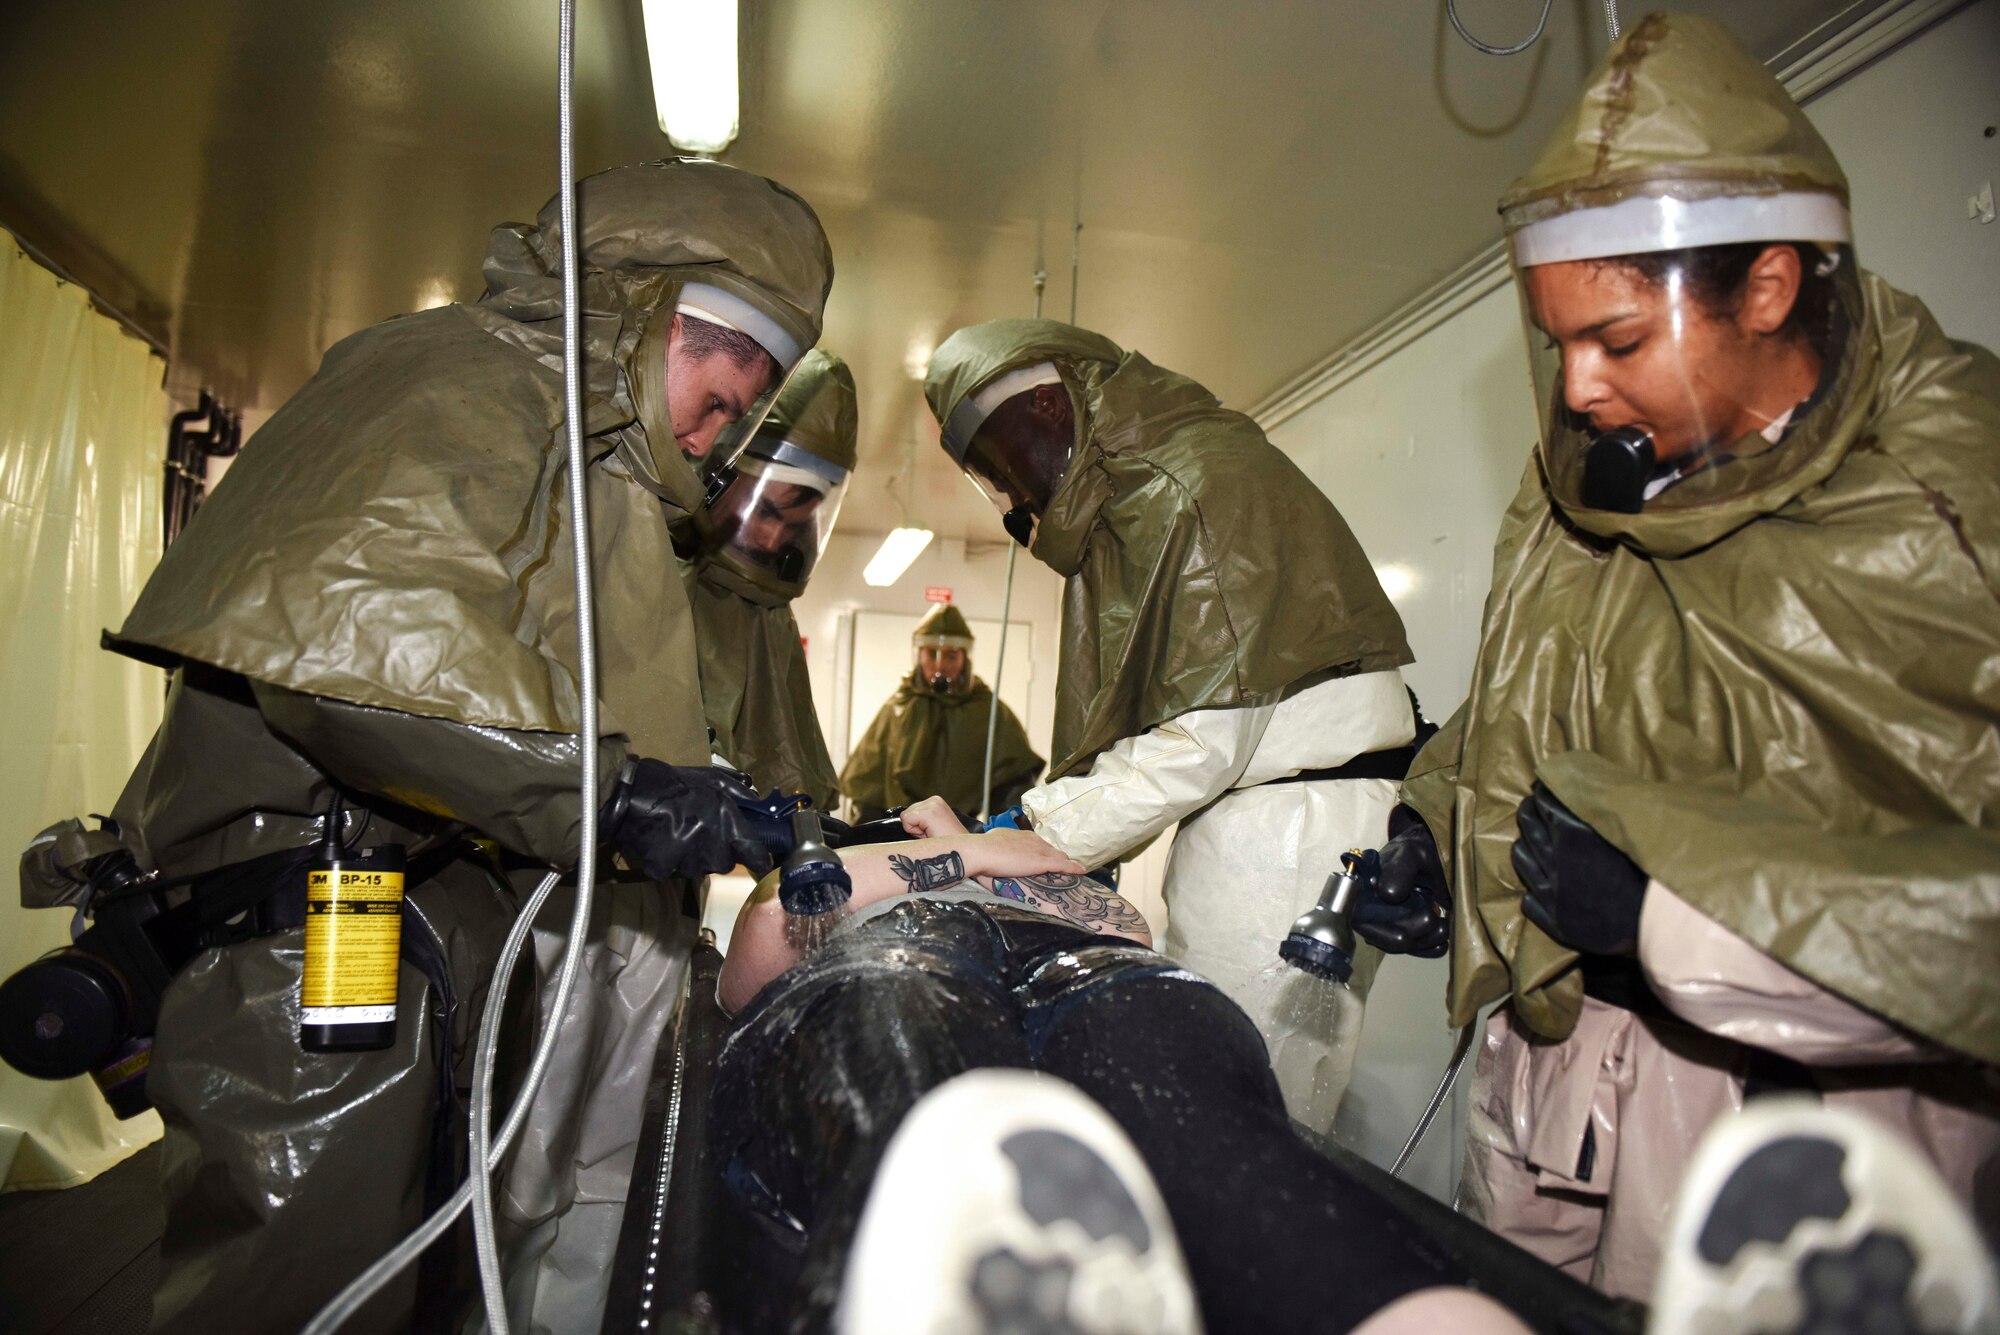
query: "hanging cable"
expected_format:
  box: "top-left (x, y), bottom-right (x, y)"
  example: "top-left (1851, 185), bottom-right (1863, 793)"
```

top-left (979, 543), bottom-right (1019, 819)
top-left (980, 263), bottom-right (1056, 815)
top-left (1446, 0), bottom-right (1555, 56)
top-left (303, 0), bottom-right (604, 1327)
top-left (1390, 1023), bottom-right (1476, 1177)
top-left (471, 0), bottom-right (602, 1325)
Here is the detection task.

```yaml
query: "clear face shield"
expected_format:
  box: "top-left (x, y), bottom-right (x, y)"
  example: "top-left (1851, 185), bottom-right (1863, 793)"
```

top-left (912, 640), bottom-right (972, 695)
top-left (669, 280), bottom-right (813, 473)
top-left (942, 363), bottom-right (1075, 547)
top-left (704, 442), bottom-right (848, 590)
top-left (1510, 193), bottom-right (1860, 513)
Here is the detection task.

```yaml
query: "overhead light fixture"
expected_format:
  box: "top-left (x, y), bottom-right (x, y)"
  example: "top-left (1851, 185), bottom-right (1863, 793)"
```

top-left (864, 527), bottom-right (935, 587)
top-left (904, 331), bottom-right (935, 380)
top-left (641, 0), bottom-right (740, 154)
top-left (1373, 562), bottom-right (1417, 603)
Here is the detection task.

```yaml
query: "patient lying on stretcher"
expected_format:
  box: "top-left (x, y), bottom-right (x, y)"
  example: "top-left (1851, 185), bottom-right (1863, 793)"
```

top-left (709, 797), bottom-right (1541, 1334)
top-left (704, 800), bottom-right (1995, 1334)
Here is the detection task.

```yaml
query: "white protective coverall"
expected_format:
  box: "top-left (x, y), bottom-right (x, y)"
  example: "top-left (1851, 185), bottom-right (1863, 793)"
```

top-left (1463, 880), bottom-right (2000, 1300)
top-left (1025, 668), bottom-right (1414, 1133)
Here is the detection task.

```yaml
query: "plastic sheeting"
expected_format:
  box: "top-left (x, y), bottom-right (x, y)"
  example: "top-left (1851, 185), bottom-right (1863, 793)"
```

top-left (0, 236), bottom-right (166, 1190)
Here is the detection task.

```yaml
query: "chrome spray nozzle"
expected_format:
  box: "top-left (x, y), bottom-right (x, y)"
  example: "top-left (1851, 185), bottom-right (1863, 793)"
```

top-left (1278, 849), bottom-right (1375, 983)
top-left (777, 808), bottom-right (853, 917)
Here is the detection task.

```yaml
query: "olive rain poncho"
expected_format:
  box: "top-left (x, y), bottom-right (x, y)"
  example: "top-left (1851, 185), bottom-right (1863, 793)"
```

top-left (111, 159), bottom-right (833, 787)
top-left (1401, 13), bottom-right (2000, 1064)
top-left (65, 159), bottom-right (834, 1333)
top-left (923, 320), bottom-right (1411, 780)
top-left (686, 349), bottom-right (857, 809)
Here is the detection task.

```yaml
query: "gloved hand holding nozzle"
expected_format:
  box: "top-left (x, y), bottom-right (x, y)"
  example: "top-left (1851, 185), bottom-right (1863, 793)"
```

top-left (1351, 805), bottom-right (1453, 959)
top-left (601, 759), bottom-right (792, 881)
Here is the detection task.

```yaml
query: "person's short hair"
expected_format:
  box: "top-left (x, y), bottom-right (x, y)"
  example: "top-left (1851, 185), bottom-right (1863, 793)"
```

top-left (679, 314), bottom-right (780, 389)
top-left (1610, 242), bottom-right (1843, 345)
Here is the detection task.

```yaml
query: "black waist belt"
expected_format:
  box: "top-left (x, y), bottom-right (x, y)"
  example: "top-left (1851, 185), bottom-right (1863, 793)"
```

top-left (1578, 954), bottom-right (1673, 1023)
top-left (1270, 743), bottom-right (1420, 786)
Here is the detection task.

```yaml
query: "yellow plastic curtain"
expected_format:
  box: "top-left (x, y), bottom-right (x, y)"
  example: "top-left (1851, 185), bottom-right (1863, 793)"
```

top-left (0, 236), bottom-right (167, 1190)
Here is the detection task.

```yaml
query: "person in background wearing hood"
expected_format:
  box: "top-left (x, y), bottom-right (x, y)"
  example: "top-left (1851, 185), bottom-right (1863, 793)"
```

top-left (8, 160), bottom-right (833, 1332)
top-left (683, 348), bottom-right (855, 811)
top-left (921, 321), bottom-right (1417, 1135)
top-left (839, 602), bottom-right (1044, 823)
top-left (1359, 14), bottom-right (2000, 1299)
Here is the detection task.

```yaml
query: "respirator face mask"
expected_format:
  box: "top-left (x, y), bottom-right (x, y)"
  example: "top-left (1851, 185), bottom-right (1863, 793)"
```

top-left (1509, 191), bottom-right (1857, 515)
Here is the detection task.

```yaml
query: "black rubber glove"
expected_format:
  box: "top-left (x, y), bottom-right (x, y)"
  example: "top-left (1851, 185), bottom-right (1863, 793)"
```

top-left (1353, 805), bottom-right (1452, 958)
top-left (1512, 782), bottom-right (1648, 956)
top-left (603, 760), bottom-right (780, 880)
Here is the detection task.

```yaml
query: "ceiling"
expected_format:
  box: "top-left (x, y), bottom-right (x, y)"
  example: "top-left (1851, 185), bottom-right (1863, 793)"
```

top-left (0, 0), bottom-right (1873, 541)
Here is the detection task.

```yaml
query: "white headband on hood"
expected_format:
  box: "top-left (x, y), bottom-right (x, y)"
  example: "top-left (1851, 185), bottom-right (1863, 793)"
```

top-left (941, 361), bottom-right (1062, 461)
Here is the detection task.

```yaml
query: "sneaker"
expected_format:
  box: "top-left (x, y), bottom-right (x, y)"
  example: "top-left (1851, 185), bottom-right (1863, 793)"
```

top-left (1650, 1097), bottom-right (1999, 1335)
top-left (835, 1068), bottom-right (1203, 1335)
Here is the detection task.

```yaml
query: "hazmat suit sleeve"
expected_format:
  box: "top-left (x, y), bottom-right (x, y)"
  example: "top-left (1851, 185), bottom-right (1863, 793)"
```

top-left (1636, 880), bottom-right (1942, 1066)
top-left (253, 683), bottom-right (625, 865)
top-left (1538, 751), bottom-right (2000, 1067)
top-left (1022, 700), bottom-right (1278, 870)
top-left (1029, 668), bottom-right (1416, 873)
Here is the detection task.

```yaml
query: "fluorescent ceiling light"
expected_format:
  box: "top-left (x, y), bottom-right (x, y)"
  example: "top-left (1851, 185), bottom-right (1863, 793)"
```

top-left (1373, 562), bottom-right (1417, 603)
top-left (864, 528), bottom-right (935, 587)
top-left (642, 0), bottom-right (739, 154)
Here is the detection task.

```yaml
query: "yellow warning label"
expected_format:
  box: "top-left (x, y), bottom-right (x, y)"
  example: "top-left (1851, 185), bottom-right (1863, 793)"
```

top-left (302, 869), bottom-right (405, 1010)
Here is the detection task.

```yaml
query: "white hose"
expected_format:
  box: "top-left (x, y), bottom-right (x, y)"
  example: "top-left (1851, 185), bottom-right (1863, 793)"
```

top-left (471, 0), bottom-right (601, 1326)
top-left (301, 868), bottom-right (558, 1335)
top-left (978, 544), bottom-right (1018, 821)
top-left (304, 0), bottom-right (604, 1327)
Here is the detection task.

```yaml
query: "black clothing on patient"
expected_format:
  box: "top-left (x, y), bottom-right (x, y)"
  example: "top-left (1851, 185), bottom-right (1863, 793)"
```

top-left (712, 896), bottom-right (1466, 1334)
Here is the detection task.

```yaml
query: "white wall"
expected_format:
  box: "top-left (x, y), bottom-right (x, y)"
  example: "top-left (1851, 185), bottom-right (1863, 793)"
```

top-left (1807, 0), bottom-right (2000, 355)
top-left (1261, 0), bottom-right (2000, 1201)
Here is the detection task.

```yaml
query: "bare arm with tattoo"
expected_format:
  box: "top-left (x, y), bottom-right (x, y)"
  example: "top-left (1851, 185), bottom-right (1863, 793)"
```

top-left (719, 803), bottom-right (1149, 1012)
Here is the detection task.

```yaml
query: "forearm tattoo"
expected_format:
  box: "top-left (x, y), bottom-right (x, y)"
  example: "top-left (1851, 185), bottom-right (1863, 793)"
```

top-left (888, 850), bottom-right (966, 893)
top-left (988, 873), bottom-right (1152, 938)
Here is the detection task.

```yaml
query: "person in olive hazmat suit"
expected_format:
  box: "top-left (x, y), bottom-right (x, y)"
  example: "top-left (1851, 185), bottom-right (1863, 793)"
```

top-left (683, 348), bottom-right (855, 810)
top-left (1355, 15), bottom-right (2000, 1299)
top-left (11, 160), bottom-right (834, 1333)
top-left (839, 603), bottom-right (1044, 821)
top-left (922, 322), bottom-right (1417, 1134)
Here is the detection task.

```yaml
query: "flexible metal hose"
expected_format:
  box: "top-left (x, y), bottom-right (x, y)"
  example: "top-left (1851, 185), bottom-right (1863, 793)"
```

top-left (301, 867), bottom-right (562, 1333)
top-left (979, 544), bottom-right (1018, 820)
top-left (1390, 1022), bottom-right (1476, 1178)
top-left (471, 0), bottom-right (602, 1325)
top-left (305, 0), bottom-right (604, 1327)
top-left (1446, 0), bottom-right (1555, 56)
top-left (978, 264), bottom-right (1049, 819)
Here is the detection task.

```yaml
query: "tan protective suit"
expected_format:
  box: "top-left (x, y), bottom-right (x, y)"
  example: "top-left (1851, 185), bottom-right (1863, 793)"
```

top-left (1400, 15), bottom-right (2000, 1297)
top-left (52, 160), bottom-right (832, 1332)
top-left (684, 349), bottom-right (856, 811)
top-left (924, 321), bottom-right (1415, 1132)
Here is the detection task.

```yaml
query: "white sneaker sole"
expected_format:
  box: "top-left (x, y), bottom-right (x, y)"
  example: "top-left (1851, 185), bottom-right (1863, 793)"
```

top-left (836, 1069), bottom-right (1203, 1335)
top-left (1650, 1098), bottom-right (1999, 1335)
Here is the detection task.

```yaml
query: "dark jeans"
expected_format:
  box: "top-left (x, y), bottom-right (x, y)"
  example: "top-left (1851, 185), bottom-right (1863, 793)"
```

top-left (712, 897), bottom-right (1466, 1334)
